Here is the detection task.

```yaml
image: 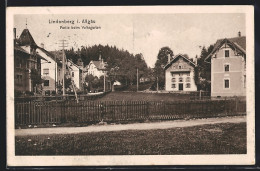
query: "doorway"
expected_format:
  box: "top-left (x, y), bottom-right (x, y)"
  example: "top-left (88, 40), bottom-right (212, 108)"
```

top-left (179, 83), bottom-right (183, 91)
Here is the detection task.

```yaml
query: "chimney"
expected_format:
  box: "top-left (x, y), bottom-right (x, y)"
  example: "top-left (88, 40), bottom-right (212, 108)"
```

top-left (40, 43), bottom-right (44, 49)
top-left (13, 28), bottom-right (16, 40)
top-left (238, 31), bottom-right (241, 37)
top-left (99, 53), bottom-right (102, 62)
top-left (168, 54), bottom-right (171, 63)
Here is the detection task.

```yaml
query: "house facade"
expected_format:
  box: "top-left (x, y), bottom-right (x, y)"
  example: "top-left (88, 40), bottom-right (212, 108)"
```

top-left (37, 45), bottom-right (63, 93)
top-left (14, 28), bottom-right (44, 93)
top-left (205, 33), bottom-right (246, 97)
top-left (86, 54), bottom-right (107, 78)
top-left (164, 54), bottom-right (197, 91)
top-left (67, 59), bottom-right (83, 90)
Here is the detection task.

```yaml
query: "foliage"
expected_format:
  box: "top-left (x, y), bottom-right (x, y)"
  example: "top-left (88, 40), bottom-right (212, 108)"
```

top-left (196, 45), bottom-right (214, 90)
top-left (30, 68), bottom-right (43, 87)
top-left (65, 77), bottom-right (72, 89)
top-left (65, 45), bottom-right (151, 86)
top-left (153, 47), bottom-right (174, 89)
top-left (85, 74), bottom-right (104, 91)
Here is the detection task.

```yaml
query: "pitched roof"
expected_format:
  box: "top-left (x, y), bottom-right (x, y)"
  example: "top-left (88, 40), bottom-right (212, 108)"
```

top-left (205, 36), bottom-right (246, 62)
top-left (17, 29), bottom-right (37, 46)
top-left (164, 54), bottom-right (196, 70)
top-left (37, 47), bottom-right (62, 65)
top-left (67, 59), bottom-right (82, 70)
top-left (14, 43), bottom-right (30, 55)
top-left (91, 60), bottom-right (107, 70)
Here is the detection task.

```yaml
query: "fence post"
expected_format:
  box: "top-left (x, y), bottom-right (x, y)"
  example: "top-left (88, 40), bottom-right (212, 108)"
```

top-left (146, 101), bottom-right (149, 120)
top-left (224, 97), bottom-right (227, 115)
top-left (235, 96), bottom-right (238, 113)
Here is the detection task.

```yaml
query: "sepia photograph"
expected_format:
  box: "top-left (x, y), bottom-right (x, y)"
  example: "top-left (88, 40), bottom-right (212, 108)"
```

top-left (6, 6), bottom-right (255, 166)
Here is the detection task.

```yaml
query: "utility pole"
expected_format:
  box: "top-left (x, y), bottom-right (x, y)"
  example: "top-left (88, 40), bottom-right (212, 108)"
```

top-left (54, 54), bottom-right (57, 94)
top-left (104, 71), bottom-right (106, 92)
top-left (137, 68), bottom-right (139, 92)
top-left (59, 39), bottom-right (68, 97)
top-left (157, 76), bottom-right (159, 92)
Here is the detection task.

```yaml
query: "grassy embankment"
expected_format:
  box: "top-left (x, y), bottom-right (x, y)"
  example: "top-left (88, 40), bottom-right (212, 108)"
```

top-left (16, 122), bottom-right (246, 155)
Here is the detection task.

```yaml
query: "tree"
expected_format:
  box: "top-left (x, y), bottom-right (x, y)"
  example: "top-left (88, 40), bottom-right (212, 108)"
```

top-left (154, 47), bottom-right (174, 89)
top-left (64, 44), bottom-right (150, 88)
top-left (195, 45), bottom-right (214, 91)
top-left (30, 68), bottom-right (43, 92)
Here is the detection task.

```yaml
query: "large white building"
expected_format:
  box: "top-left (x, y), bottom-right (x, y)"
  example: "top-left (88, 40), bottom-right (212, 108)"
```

top-left (164, 54), bottom-right (197, 91)
top-left (86, 54), bottom-right (107, 78)
top-left (38, 44), bottom-right (63, 93)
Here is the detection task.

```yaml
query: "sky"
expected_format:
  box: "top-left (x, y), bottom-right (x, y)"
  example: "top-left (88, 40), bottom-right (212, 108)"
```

top-left (14, 13), bottom-right (245, 67)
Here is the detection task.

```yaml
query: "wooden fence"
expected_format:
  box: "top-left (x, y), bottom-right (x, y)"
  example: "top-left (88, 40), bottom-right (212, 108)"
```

top-left (15, 98), bottom-right (246, 126)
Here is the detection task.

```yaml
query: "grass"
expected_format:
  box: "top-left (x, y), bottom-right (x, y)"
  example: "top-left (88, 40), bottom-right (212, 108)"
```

top-left (95, 91), bottom-right (191, 101)
top-left (15, 122), bottom-right (246, 155)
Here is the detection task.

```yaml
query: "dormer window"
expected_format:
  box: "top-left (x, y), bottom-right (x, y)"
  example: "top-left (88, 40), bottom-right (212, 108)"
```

top-left (225, 50), bottom-right (229, 57)
top-left (179, 66), bottom-right (182, 69)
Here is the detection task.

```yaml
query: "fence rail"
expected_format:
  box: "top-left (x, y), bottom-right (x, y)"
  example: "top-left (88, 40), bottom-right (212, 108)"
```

top-left (15, 98), bottom-right (246, 126)
top-left (15, 91), bottom-right (111, 102)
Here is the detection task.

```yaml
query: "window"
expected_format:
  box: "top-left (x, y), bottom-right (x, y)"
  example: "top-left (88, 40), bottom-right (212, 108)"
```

top-left (186, 77), bottom-right (191, 82)
top-left (179, 77), bottom-right (183, 82)
top-left (44, 80), bottom-right (49, 86)
top-left (224, 79), bottom-right (229, 88)
top-left (171, 73), bottom-right (175, 77)
top-left (187, 73), bottom-right (190, 76)
top-left (224, 64), bottom-right (229, 72)
top-left (172, 78), bottom-right (176, 82)
top-left (225, 50), bottom-right (229, 57)
top-left (72, 72), bottom-right (74, 77)
top-left (186, 83), bottom-right (191, 88)
top-left (16, 58), bottom-right (22, 68)
top-left (43, 68), bottom-right (49, 75)
top-left (16, 74), bottom-right (22, 84)
top-left (172, 84), bottom-right (176, 88)
top-left (179, 66), bottom-right (182, 69)
top-left (58, 69), bottom-right (60, 76)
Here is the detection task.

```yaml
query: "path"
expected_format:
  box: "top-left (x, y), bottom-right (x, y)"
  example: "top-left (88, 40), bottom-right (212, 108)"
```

top-left (15, 116), bottom-right (246, 136)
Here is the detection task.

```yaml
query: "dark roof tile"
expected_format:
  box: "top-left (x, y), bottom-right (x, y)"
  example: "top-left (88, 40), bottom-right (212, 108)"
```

top-left (17, 29), bottom-right (37, 46)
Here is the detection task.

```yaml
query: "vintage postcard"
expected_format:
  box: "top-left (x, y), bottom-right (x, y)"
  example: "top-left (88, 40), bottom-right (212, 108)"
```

top-left (6, 6), bottom-right (255, 166)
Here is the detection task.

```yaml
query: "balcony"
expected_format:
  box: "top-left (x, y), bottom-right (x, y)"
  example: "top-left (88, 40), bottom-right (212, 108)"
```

top-left (170, 68), bottom-right (191, 73)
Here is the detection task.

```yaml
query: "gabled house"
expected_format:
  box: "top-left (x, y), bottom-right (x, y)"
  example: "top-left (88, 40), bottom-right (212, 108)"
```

top-left (164, 54), bottom-right (197, 91)
top-left (14, 28), bottom-right (46, 93)
top-left (205, 32), bottom-right (246, 97)
top-left (67, 59), bottom-right (83, 90)
top-left (86, 54), bottom-right (107, 78)
top-left (37, 44), bottom-right (63, 94)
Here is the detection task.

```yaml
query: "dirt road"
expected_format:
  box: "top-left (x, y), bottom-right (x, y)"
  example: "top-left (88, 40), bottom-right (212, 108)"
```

top-left (15, 116), bottom-right (246, 136)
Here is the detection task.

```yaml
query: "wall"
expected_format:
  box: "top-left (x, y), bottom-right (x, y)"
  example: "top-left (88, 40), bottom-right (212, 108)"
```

top-left (211, 44), bottom-right (246, 97)
top-left (165, 57), bottom-right (197, 91)
top-left (39, 50), bottom-right (62, 92)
